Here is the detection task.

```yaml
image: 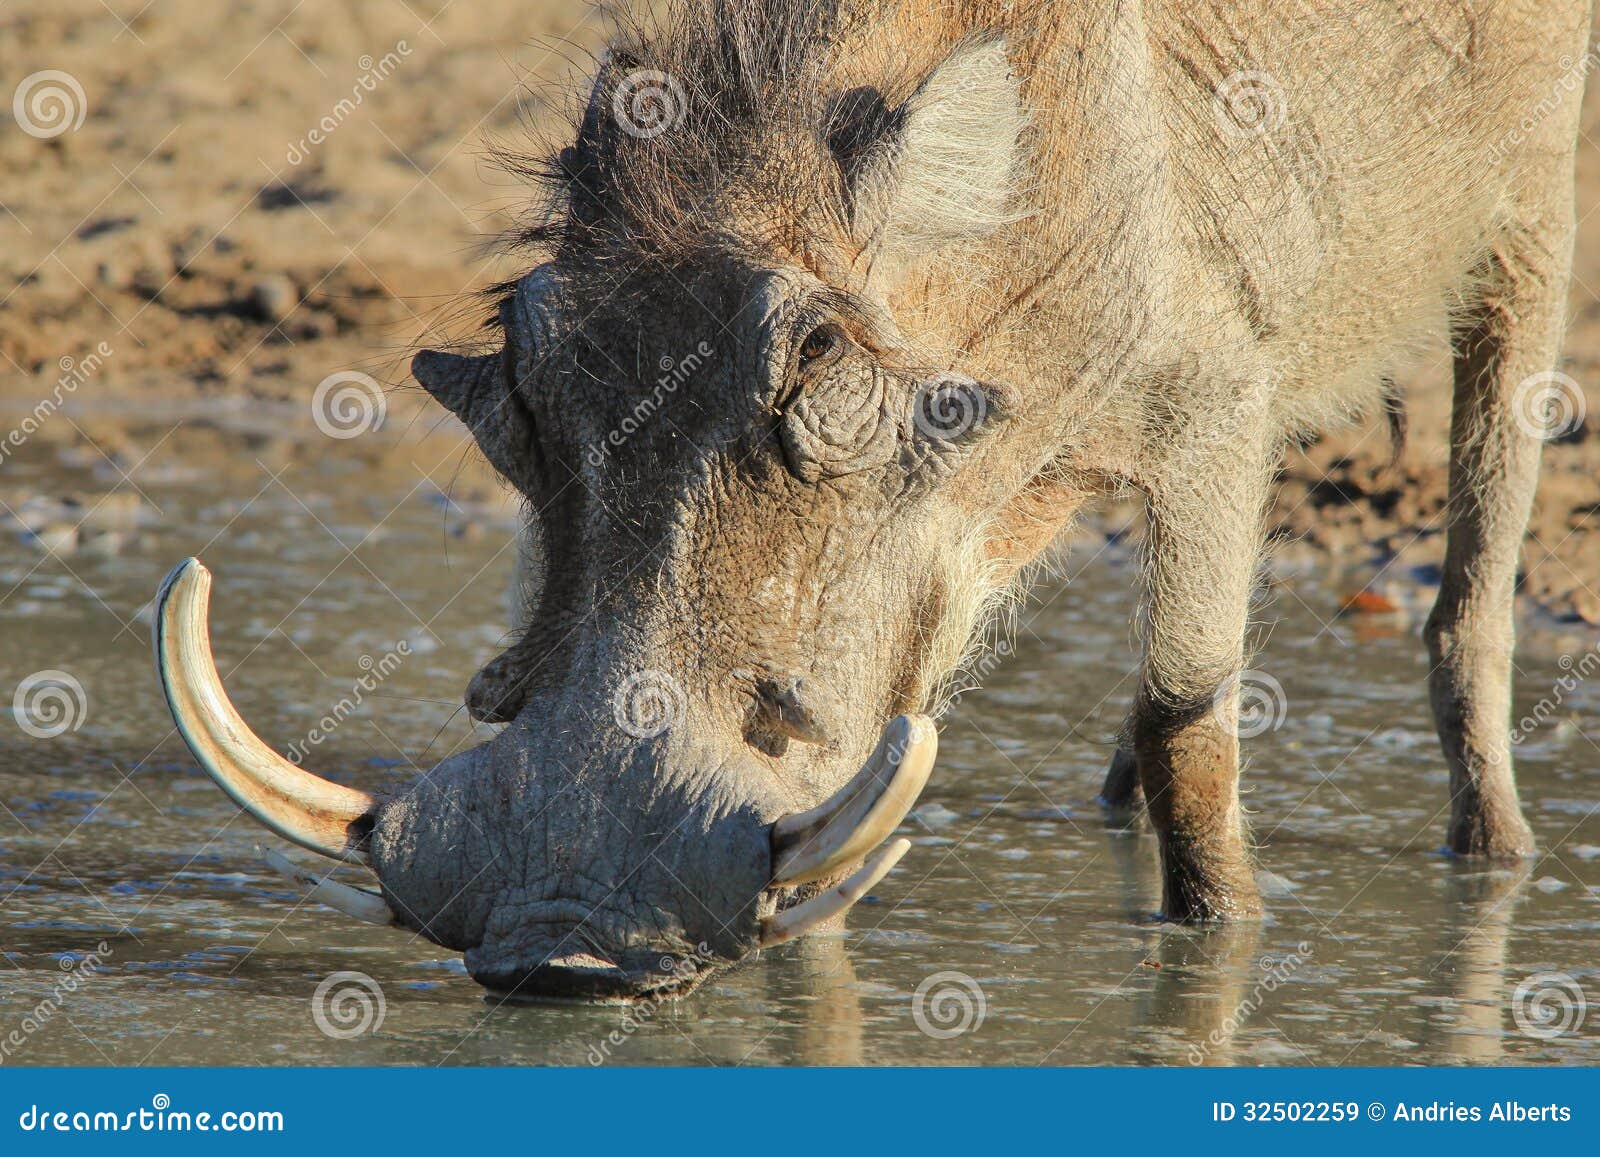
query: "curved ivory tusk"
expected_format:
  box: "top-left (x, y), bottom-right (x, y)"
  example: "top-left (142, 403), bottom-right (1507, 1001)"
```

top-left (760, 838), bottom-right (910, 947)
top-left (153, 558), bottom-right (379, 863)
top-left (263, 848), bottom-right (395, 926)
top-left (770, 714), bottom-right (935, 887)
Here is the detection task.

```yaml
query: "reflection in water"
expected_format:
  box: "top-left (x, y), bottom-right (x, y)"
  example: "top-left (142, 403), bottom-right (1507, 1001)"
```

top-left (759, 935), bottom-right (863, 1067)
top-left (1426, 865), bottom-right (1529, 1063)
top-left (0, 423), bottom-right (1596, 1065)
top-left (1137, 923), bottom-right (1268, 1067)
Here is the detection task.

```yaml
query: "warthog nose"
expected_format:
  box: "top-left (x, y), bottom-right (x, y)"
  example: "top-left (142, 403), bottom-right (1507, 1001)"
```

top-left (747, 675), bottom-right (836, 753)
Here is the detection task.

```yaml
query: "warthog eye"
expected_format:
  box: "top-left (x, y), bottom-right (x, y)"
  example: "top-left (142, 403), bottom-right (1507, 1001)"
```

top-left (797, 323), bottom-right (845, 368)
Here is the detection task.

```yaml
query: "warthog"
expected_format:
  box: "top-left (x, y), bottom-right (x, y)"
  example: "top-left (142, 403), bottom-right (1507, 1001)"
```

top-left (154, 0), bottom-right (1588, 1000)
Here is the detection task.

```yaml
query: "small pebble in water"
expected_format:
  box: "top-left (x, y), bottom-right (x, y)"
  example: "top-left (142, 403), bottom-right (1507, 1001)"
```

top-left (1256, 869), bottom-right (1300, 897)
top-left (910, 802), bottom-right (959, 830)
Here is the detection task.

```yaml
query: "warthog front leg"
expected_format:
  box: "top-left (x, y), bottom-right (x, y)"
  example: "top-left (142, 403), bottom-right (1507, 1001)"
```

top-left (1130, 446), bottom-right (1272, 921)
top-left (1426, 209), bottom-right (1573, 857)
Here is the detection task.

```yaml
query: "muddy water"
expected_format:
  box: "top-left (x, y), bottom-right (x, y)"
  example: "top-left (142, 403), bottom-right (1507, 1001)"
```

top-left (1, 423), bottom-right (1596, 1067)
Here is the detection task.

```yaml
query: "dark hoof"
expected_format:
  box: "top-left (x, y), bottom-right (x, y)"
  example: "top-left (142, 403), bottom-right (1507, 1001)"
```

top-left (1442, 823), bottom-right (1537, 860)
top-left (1097, 746), bottom-right (1144, 817)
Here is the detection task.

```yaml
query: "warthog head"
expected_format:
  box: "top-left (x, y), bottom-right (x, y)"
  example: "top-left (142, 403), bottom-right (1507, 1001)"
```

top-left (155, 7), bottom-right (1086, 1000)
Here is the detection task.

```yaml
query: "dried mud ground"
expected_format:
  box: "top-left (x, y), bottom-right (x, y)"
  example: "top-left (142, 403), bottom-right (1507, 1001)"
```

top-left (3, 1), bottom-right (1600, 628)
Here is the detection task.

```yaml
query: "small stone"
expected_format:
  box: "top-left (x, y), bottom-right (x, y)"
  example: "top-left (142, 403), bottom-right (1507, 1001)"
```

top-left (248, 275), bottom-right (298, 323)
top-left (24, 523), bottom-right (79, 555)
top-left (1339, 588), bottom-right (1401, 614)
top-left (79, 529), bottom-right (132, 558)
top-left (909, 802), bottom-right (959, 830)
top-left (1255, 869), bottom-right (1300, 897)
top-left (170, 226), bottom-right (234, 274)
top-left (95, 257), bottom-right (132, 289)
top-left (79, 492), bottom-right (146, 532)
top-left (1532, 876), bottom-right (1570, 893)
top-left (1570, 588), bottom-right (1600, 626)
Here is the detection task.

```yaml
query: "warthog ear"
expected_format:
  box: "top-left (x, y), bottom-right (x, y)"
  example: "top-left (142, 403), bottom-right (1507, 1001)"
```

top-left (829, 36), bottom-right (1027, 274)
top-left (412, 348), bottom-right (535, 486)
top-left (558, 50), bottom-right (642, 223)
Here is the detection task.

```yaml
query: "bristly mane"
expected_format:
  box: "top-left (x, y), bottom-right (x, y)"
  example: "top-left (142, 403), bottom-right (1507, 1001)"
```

top-left (487, 0), bottom-right (998, 315)
top-left (511, 1), bottom-right (852, 258)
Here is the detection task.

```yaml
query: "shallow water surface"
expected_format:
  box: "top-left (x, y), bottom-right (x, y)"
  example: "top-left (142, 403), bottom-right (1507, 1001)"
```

top-left (1, 426), bottom-right (1596, 1066)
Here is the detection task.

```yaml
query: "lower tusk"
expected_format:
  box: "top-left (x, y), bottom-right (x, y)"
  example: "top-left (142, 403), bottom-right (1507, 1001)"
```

top-left (770, 715), bottom-right (935, 887)
top-left (263, 848), bottom-right (395, 926)
top-left (153, 558), bottom-right (379, 863)
top-left (760, 837), bottom-right (910, 947)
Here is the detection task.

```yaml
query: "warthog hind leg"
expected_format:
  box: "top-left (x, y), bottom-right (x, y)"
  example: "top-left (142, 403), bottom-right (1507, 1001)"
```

top-left (1425, 209), bottom-right (1573, 857)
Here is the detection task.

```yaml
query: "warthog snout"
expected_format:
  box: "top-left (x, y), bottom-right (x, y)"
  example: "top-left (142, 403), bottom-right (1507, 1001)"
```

top-left (153, 558), bottom-right (933, 999)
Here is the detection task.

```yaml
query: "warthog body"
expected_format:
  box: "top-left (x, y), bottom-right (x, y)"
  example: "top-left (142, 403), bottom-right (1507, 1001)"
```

top-left (159, 0), bottom-right (1589, 999)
